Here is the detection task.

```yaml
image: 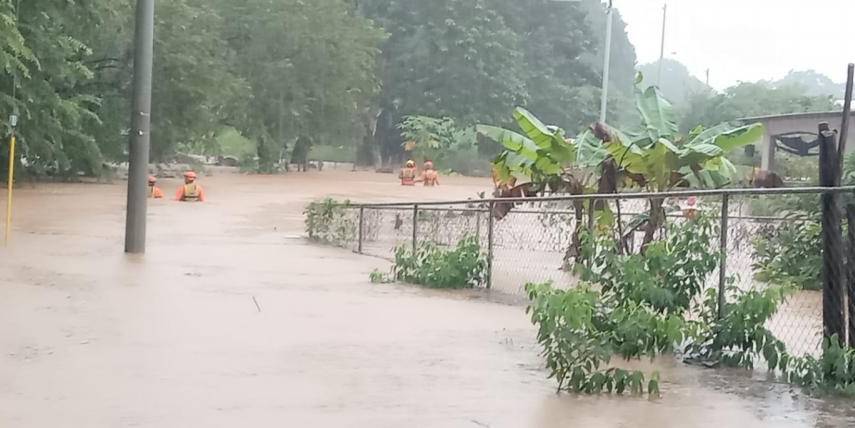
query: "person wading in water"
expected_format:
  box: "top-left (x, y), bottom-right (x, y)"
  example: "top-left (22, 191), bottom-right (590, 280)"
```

top-left (175, 171), bottom-right (206, 202)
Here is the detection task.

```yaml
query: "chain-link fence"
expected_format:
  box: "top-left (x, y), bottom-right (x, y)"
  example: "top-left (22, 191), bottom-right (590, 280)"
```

top-left (332, 186), bottom-right (855, 359)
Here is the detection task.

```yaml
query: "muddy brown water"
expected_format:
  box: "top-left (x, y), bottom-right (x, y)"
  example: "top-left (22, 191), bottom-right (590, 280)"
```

top-left (0, 170), bottom-right (852, 427)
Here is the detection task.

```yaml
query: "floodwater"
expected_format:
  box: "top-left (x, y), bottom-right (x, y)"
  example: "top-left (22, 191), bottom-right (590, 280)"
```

top-left (0, 170), bottom-right (852, 427)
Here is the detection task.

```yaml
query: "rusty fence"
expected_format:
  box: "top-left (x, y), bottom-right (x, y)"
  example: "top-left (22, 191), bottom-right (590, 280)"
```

top-left (325, 186), bottom-right (855, 359)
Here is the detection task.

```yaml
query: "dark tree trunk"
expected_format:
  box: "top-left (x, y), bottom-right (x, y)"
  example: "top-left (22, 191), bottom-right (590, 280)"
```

top-left (641, 197), bottom-right (665, 253)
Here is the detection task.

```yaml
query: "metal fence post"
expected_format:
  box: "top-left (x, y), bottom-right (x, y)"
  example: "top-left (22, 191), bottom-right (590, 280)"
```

top-left (820, 122), bottom-right (845, 343)
top-left (717, 193), bottom-right (730, 320)
top-left (846, 203), bottom-right (855, 347)
top-left (358, 207), bottom-right (364, 254)
top-left (487, 201), bottom-right (495, 289)
top-left (412, 204), bottom-right (419, 253)
top-left (475, 209), bottom-right (482, 244)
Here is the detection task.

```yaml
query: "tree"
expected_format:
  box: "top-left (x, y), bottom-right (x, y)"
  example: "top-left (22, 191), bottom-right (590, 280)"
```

top-left (85, 0), bottom-right (243, 163)
top-left (638, 58), bottom-right (709, 112)
top-left (0, 0), bottom-right (105, 177)
top-left (775, 70), bottom-right (845, 98)
top-left (362, 0), bottom-right (527, 126)
top-left (681, 81), bottom-right (837, 132)
top-left (220, 0), bottom-right (385, 172)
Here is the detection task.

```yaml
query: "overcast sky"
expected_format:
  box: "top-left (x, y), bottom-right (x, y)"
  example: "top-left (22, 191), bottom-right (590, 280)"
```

top-left (615, 0), bottom-right (855, 90)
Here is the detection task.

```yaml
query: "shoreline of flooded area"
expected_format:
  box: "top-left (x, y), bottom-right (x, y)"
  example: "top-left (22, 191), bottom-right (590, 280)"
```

top-left (0, 170), bottom-right (851, 427)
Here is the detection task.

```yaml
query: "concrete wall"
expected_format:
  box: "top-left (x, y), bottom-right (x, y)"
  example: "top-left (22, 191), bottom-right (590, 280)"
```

top-left (743, 112), bottom-right (855, 171)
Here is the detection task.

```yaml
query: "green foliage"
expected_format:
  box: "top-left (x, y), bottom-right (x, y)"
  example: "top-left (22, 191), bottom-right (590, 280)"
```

top-left (526, 217), bottom-right (721, 395)
top-left (482, 77), bottom-right (762, 195)
top-left (215, 127), bottom-right (256, 160)
top-left (360, 0), bottom-right (639, 133)
top-left (681, 80), bottom-right (838, 132)
top-left (604, 77), bottom-right (764, 192)
top-left (785, 336), bottom-right (855, 395)
top-left (481, 78), bottom-right (761, 256)
top-left (220, 0), bottom-right (385, 171)
top-left (637, 59), bottom-right (710, 111)
top-left (525, 281), bottom-right (673, 396)
top-left (310, 145), bottom-right (355, 164)
top-left (752, 221), bottom-right (822, 290)
top-left (397, 115), bottom-right (491, 176)
top-left (527, 208), bottom-right (855, 396)
top-left (369, 269), bottom-right (393, 284)
top-left (0, 0), bottom-right (386, 176)
top-left (481, 107), bottom-right (603, 189)
top-left (580, 215), bottom-right (720, 315)
top-left (393, 235), bottom-right (487, 289)
top-left (304, 198), bottom-right (355, 247)
top-left (0, 0), bottom-right (106, 177)
top-left (686, 285), bottom-right (791, 369)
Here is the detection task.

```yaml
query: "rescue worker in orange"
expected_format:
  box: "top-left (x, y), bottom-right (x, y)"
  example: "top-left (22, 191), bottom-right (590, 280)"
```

top-left (175, 171), bottom-right (206, 202)
top-left (421, 160), bottom-right (440, 187)
top-left (148, 176), bottom-right (164, 199)
top-left (399, 160), bottom-right (416, 186)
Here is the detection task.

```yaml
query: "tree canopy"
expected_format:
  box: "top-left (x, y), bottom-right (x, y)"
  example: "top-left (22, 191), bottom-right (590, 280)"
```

top-left (0, 0), bottom-right (646, 176)
top-left (680, 81), bottom-right (838, 132)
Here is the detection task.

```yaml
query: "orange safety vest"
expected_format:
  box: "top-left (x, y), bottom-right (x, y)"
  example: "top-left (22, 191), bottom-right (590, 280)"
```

top-left (183, 183), bottom-right (201, 201)
top-left (423, 170), bottom-right (438, 186)
top-left (400, 168), bottom-right (416, 186)
top-left (149, 186), bottom-right (164, 199)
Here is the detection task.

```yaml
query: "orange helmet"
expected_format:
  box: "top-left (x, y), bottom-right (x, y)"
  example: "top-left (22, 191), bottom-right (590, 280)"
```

top-left (184, 171), bottom-right (197, 179)
top-left (405, 160), bottom-right (415, 168)
top-left (148, 175), bottom-right (157, 184)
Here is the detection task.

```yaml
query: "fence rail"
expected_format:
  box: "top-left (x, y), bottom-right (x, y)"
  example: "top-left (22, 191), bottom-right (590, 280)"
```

top-left (323, 186), bottom-right (855, 359)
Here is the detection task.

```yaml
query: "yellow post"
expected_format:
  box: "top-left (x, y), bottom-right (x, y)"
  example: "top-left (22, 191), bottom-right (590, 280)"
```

top-left (5, 132), bottom-right (16, 246)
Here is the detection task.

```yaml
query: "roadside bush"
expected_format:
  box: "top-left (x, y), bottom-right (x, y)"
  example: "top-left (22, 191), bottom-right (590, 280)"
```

top-left (785, 336), bottom-right (855, 395)
top-left (528, 209), bottom-right (855, 396)
top-left (526, 282), bottom-right (677, 395)
top-left (393, 235), bottom-right (487, 288)
top-left (685, 285), bottom-right (790, 369)
top-left (528, 217), bottom-right (719, 396)
top-left (752, 220), bottom-right (822, 290)
top-left (579, 214), bottom-right (719, 315)
top-left (750, 153), bottom-right (855, 290)
top-left (398, 115), bottom-right (492, 176)
top-left (304, 198), bottom-right (355, 247)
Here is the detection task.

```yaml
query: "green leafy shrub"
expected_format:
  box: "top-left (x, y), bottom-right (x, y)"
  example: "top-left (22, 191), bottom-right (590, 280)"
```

top-left (686, 285), bottom-right (790, 369)
top-left (752, 220), bottom-right (821, 290)
top-left (580, 214), bottom-right (720, 315)
top-left (526, 217), bottom-right (721, 396)
top-left (393, 235), bottom-right (487, 289)
top-left (528, 209), bottom-right (855, 396)
top-left (369, 269), bottom-right (393, 284)
top-left (304, 198), bottom-right (355, 247)
top-left (525, 282), bottom-right (679, 396)
top-left (785, 336), bottom-right (855, 395)
top-left (398, 115), bottom-right (491, 176)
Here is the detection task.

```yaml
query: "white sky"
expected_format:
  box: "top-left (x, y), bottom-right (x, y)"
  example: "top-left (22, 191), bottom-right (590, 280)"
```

top-left (615, 0), bottom-right (855, 89)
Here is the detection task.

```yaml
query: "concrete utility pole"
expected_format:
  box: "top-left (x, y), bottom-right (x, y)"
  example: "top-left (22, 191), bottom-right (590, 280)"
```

top-left (656, 3), bottom-right (667, 86)
top-left (124, 0), bottom-right (155, 254)
top-left (599, 0), bottom-right (614, 123)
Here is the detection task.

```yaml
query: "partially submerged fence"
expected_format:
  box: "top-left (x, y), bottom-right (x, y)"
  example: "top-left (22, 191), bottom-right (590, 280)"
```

top-left (322, 186), bottom-right (855, 359)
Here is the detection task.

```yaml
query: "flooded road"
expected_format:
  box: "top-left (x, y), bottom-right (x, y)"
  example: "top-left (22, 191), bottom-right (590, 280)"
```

top-left (0, 170), bottom-right (852, 427)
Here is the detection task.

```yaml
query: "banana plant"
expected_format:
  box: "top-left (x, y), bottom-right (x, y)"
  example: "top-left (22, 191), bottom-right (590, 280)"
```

top-left (478, 107), bottom-right (605, 195)
top-left (478, 73), bottom-right (764, 257)
top-left (477, 108), bottom-right (608, 262)
top-left (602, 74), bottom-right (764, 248)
